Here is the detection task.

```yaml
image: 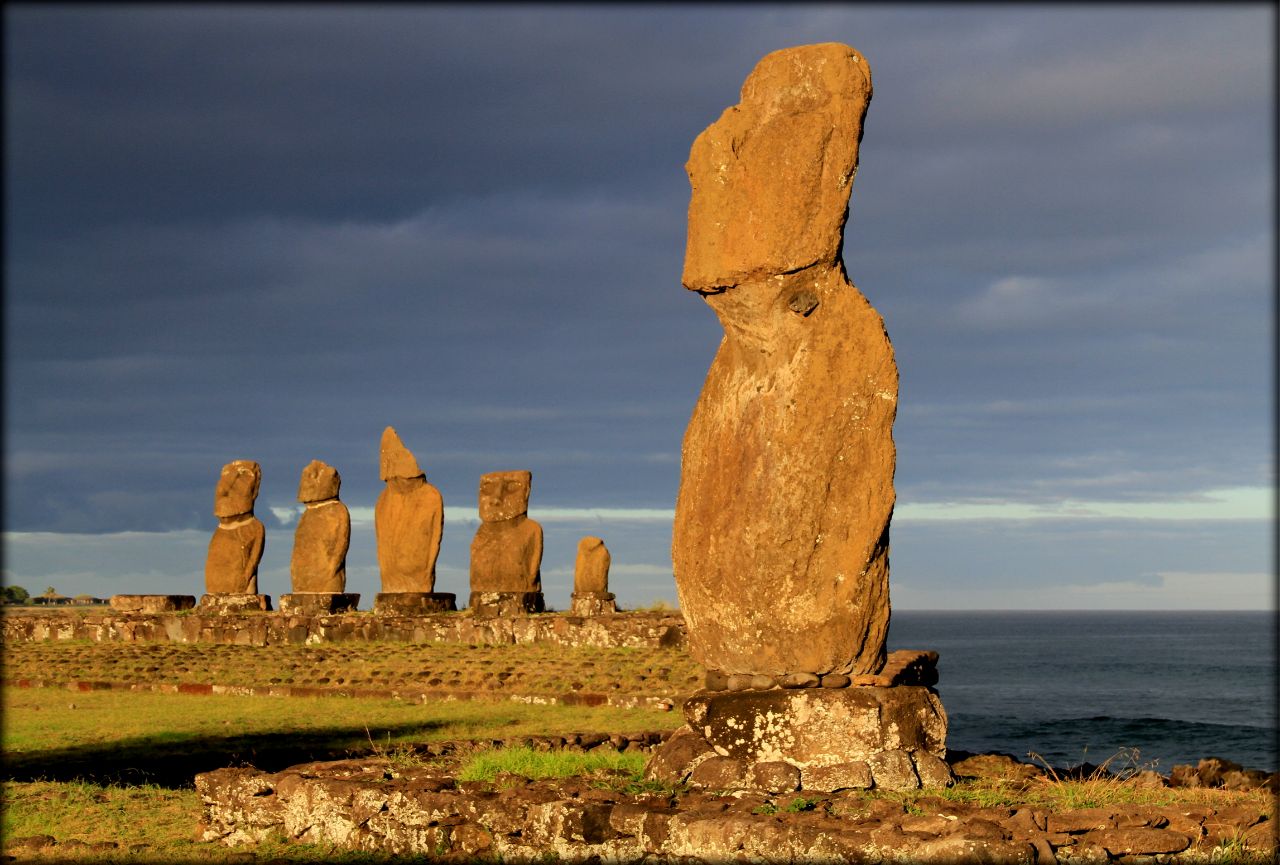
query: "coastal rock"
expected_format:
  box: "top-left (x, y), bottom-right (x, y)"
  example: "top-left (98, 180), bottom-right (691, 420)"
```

top-left (469, 471), bottom-right (543, 594)
top-left (204, 460), bottom-right (266, 594)
top-left (671, 42), bottom-right (895, 678)
top-left (290, 460), bottom-right (350, 593)
top-left (374, 427), bottom-right (445, 593)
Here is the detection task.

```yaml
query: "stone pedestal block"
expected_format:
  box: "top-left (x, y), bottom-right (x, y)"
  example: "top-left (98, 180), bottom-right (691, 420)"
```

top-left (109, 594), bottom-right (196, 613)
top-left (372, 592), bottom-right (457, 615)
top-left (279, 593), bottom-right (360, 615)
top-left (468, 591), bottom-right (544, 617)
top-left (198, 593), bottom-right (273, 614)
top-left (648, 684), bottom-right (952, 792)
top-left (569, 592), bottom-right (617, 616)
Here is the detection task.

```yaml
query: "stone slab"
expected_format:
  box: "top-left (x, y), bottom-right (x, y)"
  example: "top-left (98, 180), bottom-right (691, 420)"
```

top-left (570, 592), bottom-right (618, 616)
top-left (468, 591), bottom-right (545, 617)
top-left (279, 593), bottom-right (360, 615)
top-left (372, 592), bottom-right (457, 615)
top-left (109, 594), bottom-right (196, 613)
top-left (682, 685), bottom-right (948, 769)
top-left (198, 593), bottom-right (272, 614)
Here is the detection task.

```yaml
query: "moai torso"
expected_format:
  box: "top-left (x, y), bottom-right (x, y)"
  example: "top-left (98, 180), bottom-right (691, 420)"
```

top-left (290, 460), bottom-right (350, 593)
top-left (573, 536), bottom-right (611, 594)
top-left (373, 427), bottom-right (444, 593)
top-left (204, 460), bottom-right (266, 593)
top-left (672, 43), bottom-right (895, 679)
top-left (469, 471), bottom-right (542, 593)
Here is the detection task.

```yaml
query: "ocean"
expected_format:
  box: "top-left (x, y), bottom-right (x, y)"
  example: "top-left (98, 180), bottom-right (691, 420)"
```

top-left (886, 610), bottom-right (1277, 773)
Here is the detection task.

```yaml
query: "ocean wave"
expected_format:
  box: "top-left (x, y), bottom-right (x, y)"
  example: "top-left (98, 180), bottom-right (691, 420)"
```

top-left (946, 713), bottom-right (1277, 772)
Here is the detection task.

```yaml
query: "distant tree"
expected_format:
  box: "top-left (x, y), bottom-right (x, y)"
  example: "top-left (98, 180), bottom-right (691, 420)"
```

top-left (43, 586), bottom-right (57, 598)
top-left (3, 585), bottom-right (30, 604)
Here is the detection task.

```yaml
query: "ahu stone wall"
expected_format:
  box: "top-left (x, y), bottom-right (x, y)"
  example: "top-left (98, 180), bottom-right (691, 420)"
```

top-left (0, 609), bottom-right (686, 650)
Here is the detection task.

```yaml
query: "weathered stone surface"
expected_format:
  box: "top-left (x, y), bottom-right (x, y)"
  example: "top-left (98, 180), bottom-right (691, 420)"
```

top-left (468, 591), bottom-right (544, 618)
top-left (911, 750), bottom-right (955, 788)
top-left (3, 608), bottom-right (685, 650)
top-left (869, 750), bottom-right (918, 791)
top-left (290, 461), bottom-right (350, 594)
top-left (802, 761), bottom-right (873, 792)
top-left (749, 761), bottom-right (801, 794)
top-left (372, 592), bottom-right (457, 615)
top-left (778, 672), bottom-right (820, 689)
top-left (197, 593), bottom-right (271, 613)
top-left (689, 756), bottom-right (748, 791)
top-left (470, 471), bottom-right (543, 594)
top-left (109, 594), bottom-right (195, 613)
top-left (644, 726), bottom-right (715, 785)
top-left (204, 460), bottom-right (266, 594)
top-left (193, 750), bottom-right (1272, 863)
top-left (574, 536), bottom-right (611, 594)
top-left (570, 592), bottom-right (618, 616)
top-left (278, 593), bottom-right (359, 615)
top-left (375, 427), bottom-right (444, 594)
top-left (672, 42), bottom-right (894, 679)
top-left (682, 686), bottom-right (946, 769)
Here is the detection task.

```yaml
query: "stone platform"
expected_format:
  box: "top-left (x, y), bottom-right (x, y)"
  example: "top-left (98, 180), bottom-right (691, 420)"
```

top-left (373, 592), bottom-right (457, 615)
top-left (1, 608), bottom-right (685, 650)
top-left (198, 593), bottom-right (272, 614)
top-left (108, 594), bottom-right (195, 613)
top-left (570, 591), bottom-right (618, 616)
top-left (278, 593), bottom-right (360, 615)
top-left (468, 591), bottom-right (545, 617)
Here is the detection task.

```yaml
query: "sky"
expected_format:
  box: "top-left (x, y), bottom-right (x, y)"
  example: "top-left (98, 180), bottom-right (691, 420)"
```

top-left (4, 4), bottom-right (1274, 612)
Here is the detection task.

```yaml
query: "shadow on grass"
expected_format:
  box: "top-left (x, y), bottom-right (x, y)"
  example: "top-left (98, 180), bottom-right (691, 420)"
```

top-left (2, 720), bottom-right (447, 788)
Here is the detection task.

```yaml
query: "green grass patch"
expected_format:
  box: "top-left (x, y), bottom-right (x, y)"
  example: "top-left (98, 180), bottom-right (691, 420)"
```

top-left (456, 745), bottom-right (648, 784)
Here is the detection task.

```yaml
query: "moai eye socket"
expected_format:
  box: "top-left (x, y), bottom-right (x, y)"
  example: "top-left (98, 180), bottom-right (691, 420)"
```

top-left (788, 290), bottom-right (819, 317)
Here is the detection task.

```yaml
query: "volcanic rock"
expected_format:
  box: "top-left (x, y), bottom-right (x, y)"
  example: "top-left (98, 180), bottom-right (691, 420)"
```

top-left (671, 42), bottom-right (896, 678)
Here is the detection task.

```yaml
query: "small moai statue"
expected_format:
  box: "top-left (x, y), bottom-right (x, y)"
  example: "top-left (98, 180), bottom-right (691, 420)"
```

top-left (570, 536), bottom-right (617, 615)
top-left (201, 459), bottom-right (270, 612)
top-left (280, 460), bottom-right (358, 615)
top-left (372, 427), bottom-right (455, 614)
top-left (468, 470), bottom-right (544, 616)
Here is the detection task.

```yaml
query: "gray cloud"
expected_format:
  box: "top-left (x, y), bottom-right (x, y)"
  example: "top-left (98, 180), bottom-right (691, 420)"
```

top-left (3, 5), bottom-right (1272, 608)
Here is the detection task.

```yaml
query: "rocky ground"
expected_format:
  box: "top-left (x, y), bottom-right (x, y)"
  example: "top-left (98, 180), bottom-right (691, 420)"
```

top-left (193, 739), bottom-right (1277, 863)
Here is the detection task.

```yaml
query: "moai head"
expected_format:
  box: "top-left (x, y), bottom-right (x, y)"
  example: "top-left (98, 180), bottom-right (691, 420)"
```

top-left (478, 471), bottom-right (532, 523)
top-left (213, 460), bottom-right (261, 518)
top-left (297, 460), bottom-right (341, 504)
top-left (682, 42), bottom-right (870, 292)
top-left (380, 426), bottom-right (424, 481)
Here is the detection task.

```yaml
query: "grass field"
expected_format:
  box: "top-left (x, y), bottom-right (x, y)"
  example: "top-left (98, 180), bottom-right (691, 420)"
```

top-left (2, 685), bottom-right (681, 861)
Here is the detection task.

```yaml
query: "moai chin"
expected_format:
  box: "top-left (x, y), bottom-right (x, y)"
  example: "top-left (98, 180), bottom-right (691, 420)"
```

top-left (289, 460), bottom-right (351, 593)
top-left (468, 470), bottom-right (545, 615)
top-left (570, 536), bottom-right (617, 615)
top-left (672, 42), bottom-right (895, 681)
top-left (204, 460), bottom-right (266, 594)
top-left (374, 427), bottom-right (445, 593)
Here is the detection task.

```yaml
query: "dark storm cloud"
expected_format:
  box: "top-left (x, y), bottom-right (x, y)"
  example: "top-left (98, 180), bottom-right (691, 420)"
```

top-left (4, 0), bottom-right (1272, 612)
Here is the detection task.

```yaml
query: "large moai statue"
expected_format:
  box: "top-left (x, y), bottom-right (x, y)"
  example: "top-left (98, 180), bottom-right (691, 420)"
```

top-left (200, 459), bottom-right (271, 612)
top-left (651, 43), bottom-right (950, 793)
top-left (468, 470), bottom-right (545, 616)
top-left (372, 427), bottom-right (455, 614)
top-left (570, 536), bottom-right (617, 615)
top-left (281, 460), bottom-right (359, 615)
